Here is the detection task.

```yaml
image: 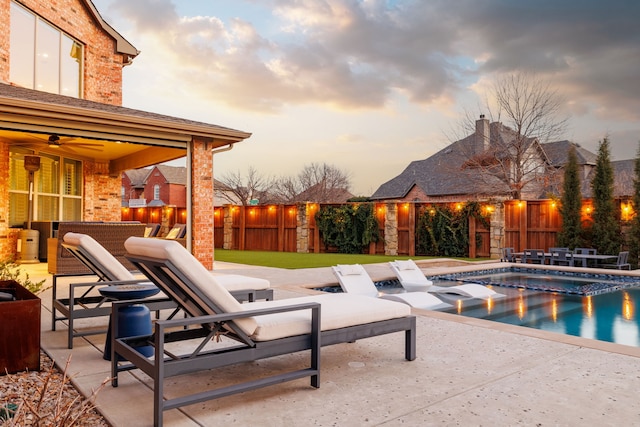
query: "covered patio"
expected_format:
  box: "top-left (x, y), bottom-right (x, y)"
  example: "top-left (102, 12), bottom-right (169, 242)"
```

top-left (0, 83), bottom-right (251, 267)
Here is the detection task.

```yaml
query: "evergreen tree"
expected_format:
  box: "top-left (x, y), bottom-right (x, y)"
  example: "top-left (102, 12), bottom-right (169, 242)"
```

top-left (590, 137), bottom-right (621, 254)
top-left (629, 142), bottom-right (640, 268)
top-left (557, 144), bottom-right (582, 249)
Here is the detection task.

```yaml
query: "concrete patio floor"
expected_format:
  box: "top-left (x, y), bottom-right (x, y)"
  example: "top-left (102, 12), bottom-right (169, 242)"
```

top-left (26, 261), bottom-right (640, 426)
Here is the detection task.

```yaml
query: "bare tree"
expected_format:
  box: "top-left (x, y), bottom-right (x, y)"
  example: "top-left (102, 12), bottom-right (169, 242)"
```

top-left (272, 162), bottom-right (352, 203)
top-left (216, 166), bottom-right (275, 205)
top-left (456, 72), bottom-right (569, 199)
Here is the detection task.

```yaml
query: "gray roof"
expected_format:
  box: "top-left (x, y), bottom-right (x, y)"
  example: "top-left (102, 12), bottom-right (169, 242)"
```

top-left (371, 122), bottom-right (521, 200)
top-left (124, 168), bottom-right (151, 187)
top-left (0, 83), bottom-right (245, 134)
top-left (543, 140), bottom-right (597, 167)
top-left (581, 159), bottom-right (636, 198)
top-left (156, 165), bottom-right (187, 185)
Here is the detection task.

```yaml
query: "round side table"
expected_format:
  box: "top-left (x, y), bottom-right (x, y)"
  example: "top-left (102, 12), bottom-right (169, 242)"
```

top-left (100, 283), bottom-right (160, 361)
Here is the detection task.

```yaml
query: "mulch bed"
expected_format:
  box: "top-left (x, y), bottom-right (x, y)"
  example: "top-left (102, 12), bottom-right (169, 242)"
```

top-left (0, 351), bottom-right (109, 426)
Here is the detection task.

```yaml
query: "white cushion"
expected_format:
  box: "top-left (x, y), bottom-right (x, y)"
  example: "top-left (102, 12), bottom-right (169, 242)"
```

top-left (394, 260), bottom-right (417, 270)
top-left (246, 293), bottom-right (410, 341)
top-left (333, 266), bottom-right (379, 298)
top-left (165, 227), bottom-right (180, 239)
top-left (64, 232), bottom-right (135, 281)
top-left (210, 273), bottom-right (270, 291)
top-left (337, 264), bottom-right (364, 275)
top-left (125, 237), bottom-right (258, 336)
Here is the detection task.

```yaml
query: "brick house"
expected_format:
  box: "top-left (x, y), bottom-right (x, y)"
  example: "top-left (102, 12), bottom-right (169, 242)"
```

top-left (0, 0), bottom-right (251, 267)
top-left (371, 116), bottom-right (633, 203)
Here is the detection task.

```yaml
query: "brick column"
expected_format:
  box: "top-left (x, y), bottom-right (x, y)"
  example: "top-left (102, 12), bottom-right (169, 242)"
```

top-left (190, 139), bottom-right (214, 268)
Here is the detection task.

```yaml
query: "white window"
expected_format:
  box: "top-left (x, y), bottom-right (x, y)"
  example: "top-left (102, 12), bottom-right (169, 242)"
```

top-left (154, 184), bottom-right (160, 200)
top-left (9, 147), bottom-right (83, 227)
top-left (10, 1), bottom-right (83, 97)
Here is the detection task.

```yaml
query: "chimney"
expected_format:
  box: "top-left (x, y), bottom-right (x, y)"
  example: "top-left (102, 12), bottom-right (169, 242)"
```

top-left (475, 114), bottom-right (490, 154)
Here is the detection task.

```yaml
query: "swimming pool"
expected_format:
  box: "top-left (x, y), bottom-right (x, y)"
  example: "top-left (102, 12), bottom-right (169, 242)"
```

top-left (320, 267), bottom-right (640, 347)
top-left (431, 267), bottom-right (640, 347)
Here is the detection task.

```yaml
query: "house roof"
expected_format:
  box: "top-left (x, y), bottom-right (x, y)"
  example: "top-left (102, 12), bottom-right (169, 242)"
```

top-left (543, 140), bottom-right (597, 167)
top-left (155, 165), bottom-right (187, 185)
top-left (581, 159), bottom-right (636, 198)
top-left (124, 168), bottom-right (150, 187)
top-left (371, 122), bottom-right (519, 200)
top-left (0, 83), bottom-right (252, 173)
top-left (84, 0), bottom-right (139, 59)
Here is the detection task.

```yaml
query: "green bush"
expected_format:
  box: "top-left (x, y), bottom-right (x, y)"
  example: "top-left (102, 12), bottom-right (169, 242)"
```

top-left (315, 204), bottom-right (381, 254)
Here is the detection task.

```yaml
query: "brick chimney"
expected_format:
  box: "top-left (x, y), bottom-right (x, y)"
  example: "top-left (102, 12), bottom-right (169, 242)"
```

top-left (475, 114), bottom-right (490, 154)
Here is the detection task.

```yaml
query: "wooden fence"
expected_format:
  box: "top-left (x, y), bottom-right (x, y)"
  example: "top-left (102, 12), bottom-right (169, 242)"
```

top-left (214, 202), bottom-right (494, 257)
top-left (128, 198), bottom-right (630, 258)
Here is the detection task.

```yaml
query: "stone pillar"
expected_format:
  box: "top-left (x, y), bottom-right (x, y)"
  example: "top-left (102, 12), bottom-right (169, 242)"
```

top-left (384, 202), bottom-right (398, 256)
top-left (296, 203), bottom-right (310, 253)
top-left (223, 205), bottom-right (233, 250)
top-left (490, 201), bottom-right (505, 259)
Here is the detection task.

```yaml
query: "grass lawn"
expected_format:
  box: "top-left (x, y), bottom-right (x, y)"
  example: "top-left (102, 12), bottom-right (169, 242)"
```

top-left (213, 249), bottom-right (484, 269)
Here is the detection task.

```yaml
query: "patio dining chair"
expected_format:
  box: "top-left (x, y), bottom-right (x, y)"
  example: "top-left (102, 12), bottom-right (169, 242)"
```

top-left (521, 249), bottom-right (545, 264)
top-left (549, 249), bottom-right (574, 267)
top-left (500, 247), bottom-right (516, 262)
top-left (573, 248), bottom-right (597, 267)
top-left (116, 237), bottom-right (416, 426)
top-left (602, 251), bottom-right (631, 270)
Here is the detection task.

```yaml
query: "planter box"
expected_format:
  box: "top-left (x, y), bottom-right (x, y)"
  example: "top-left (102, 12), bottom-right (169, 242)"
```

top-left (0, 280), bottom-right (40, 374)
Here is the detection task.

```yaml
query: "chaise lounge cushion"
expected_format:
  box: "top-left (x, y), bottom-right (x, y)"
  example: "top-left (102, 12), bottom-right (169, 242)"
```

top-left (63, 232), bottom-right (137, 281)
top-left (245, 293), bottom-right (410, 341)
top-left (210, 273), bottom-right (270, 291)
top-left (125, 237), bottom-right (411, 342)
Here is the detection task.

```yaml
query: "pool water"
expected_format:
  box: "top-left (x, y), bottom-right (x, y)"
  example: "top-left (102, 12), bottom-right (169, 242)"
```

top-left (435, 267), bottom-right (640, 296)
top-left (442, 286), bottom-right (640, 348)
top-left (319, 267), bottom-right (640, 347)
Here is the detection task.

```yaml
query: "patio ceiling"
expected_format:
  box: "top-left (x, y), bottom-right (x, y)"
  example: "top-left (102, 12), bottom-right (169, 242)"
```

top-left (0, 84), bottom-right (252, 173)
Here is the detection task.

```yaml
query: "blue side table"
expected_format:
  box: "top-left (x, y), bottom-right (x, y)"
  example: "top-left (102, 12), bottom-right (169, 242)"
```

top-left (100, 283), bottom-right (160, 361)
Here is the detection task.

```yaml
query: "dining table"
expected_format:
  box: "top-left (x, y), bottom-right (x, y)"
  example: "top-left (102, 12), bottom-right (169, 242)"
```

top-left (513, 251), bottom-right (618, 267)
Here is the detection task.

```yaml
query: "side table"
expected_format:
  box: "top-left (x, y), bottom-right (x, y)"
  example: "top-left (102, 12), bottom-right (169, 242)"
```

top-left (100, 283), bottom-right (160, 361)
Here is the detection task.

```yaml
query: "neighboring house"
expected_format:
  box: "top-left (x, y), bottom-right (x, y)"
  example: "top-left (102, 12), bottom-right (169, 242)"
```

top-left (0, 0), bottom-right (251, 266)
top-left (371, 116), bottom-right (631, 203)
top-left (124, 165), bottom-right (238, 207)
top-left (122, 165), bottom-right (187, 208)
top-left (294, 183), bottom-right (355, 203)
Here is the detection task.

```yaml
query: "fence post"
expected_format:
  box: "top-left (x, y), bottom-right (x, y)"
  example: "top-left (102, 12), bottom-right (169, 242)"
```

top-left (384, 202), bottom-right (398, 256)
top-left (469, 216), bottom-right (477, 258)
top-left (296, 203), bottom-right (310, 253)
top-left (223, 205), bottom-right (233, 250)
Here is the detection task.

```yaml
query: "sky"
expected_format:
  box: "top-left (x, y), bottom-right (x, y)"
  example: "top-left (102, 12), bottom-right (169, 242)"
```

top-left (91, 0), bottom-right (640, 196)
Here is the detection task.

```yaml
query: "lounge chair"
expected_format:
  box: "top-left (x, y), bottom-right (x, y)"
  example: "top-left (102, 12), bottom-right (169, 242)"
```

top-left (332, 264), bottom-right (452, 310)
top-left (143, 223), bottom-right (161, 237)
top-left (116, 237), bottom-right (416, 426)
top-left (389, 260), bottom-right (504, 300)
top-left (54, 232), bottom-right (272, 349)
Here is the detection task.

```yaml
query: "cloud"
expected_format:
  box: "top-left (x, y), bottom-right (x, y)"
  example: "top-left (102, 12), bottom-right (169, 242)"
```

top-left (107, 0), bottom-right (640, 123)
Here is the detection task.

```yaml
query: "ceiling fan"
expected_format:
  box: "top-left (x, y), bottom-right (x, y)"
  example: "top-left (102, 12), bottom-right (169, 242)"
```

top-left (40, 134), bottom-right (104, 152)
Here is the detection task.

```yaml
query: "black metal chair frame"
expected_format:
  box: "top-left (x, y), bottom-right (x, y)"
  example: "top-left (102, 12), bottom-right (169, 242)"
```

top-left (114, 253), bottom-right (416, 426)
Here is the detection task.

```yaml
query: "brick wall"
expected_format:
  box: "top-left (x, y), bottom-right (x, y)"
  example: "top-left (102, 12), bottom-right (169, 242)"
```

top-left (83, 160), bottom-right (121, 221)
top-left (191, 139), bottom-right (214, 268)
top-left (0, 0), bottom-right (127, 105)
